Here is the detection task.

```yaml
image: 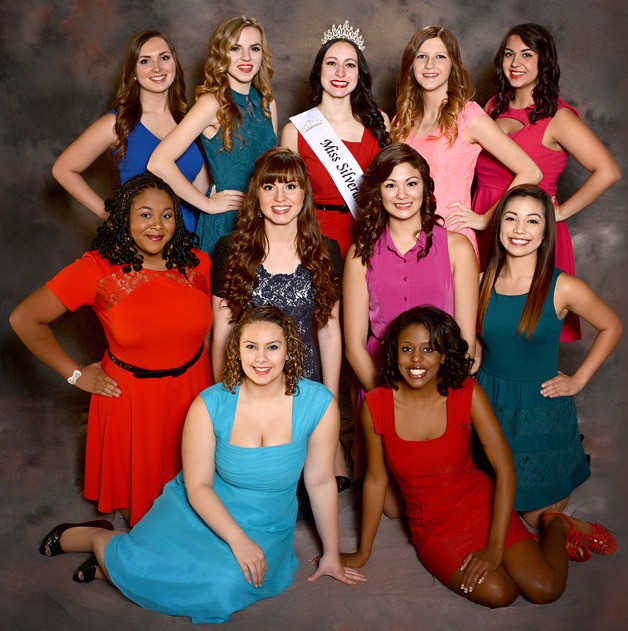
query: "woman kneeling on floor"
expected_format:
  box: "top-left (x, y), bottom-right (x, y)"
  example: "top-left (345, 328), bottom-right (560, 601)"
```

top-left (341, 305), bottom-right (616, 607)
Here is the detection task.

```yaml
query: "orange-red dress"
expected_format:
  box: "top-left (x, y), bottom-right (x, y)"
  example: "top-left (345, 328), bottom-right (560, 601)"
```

top-left (47, 250), bottom-right (213, 525)
top-left (365, 379), bottom-right (532, 585)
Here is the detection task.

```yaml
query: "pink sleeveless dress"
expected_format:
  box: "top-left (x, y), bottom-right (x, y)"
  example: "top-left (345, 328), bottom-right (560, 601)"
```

top-left (473, 97), bottom-right (580, 341)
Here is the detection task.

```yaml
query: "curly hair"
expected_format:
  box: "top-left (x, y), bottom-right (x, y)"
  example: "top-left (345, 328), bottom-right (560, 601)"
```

top-left (391, 26), bottom-right (472, 146)
top-left (308, 38), bottom-right (389, 148)
top-left (195, 16), bottom-right (274, 153)
top-left (221, 148), bottom-right (339, 328)
top-left (477, 184), bottom-right (556, 339)
top-left (93, 173), bottom-right (199, 275)
top-left (353, 143), bottom-right (439, 266)
top-left (379, 306), bottom-right (472, 396)
top-left (490, 23), bottom-right (560, 124)
top-left (221, 305), bottom-right (306, 395)
top-left (111, 31), bottom-right (188, 166)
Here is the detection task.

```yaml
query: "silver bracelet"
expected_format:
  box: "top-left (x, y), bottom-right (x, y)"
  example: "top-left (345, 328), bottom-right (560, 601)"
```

top-left (67, 367), bottom-right (82, 385)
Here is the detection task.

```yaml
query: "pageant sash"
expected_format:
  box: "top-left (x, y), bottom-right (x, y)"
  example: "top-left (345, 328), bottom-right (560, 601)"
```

top-left (290, 108), bottom-right (363, 218)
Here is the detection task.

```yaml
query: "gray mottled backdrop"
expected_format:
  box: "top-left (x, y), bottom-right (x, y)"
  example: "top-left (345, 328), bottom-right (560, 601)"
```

top-left (1, 0), bottom-right (625, 397)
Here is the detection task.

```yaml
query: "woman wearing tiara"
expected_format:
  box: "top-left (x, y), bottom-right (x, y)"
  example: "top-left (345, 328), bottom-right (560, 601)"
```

top-left (392, 26), bottom-right (540, 259)
top-left (149, 16), bottom-right (277, 257)
top-left (281, 20), bottom-right (390, 259)
top-left (52, 30), bottom-right (208, 232)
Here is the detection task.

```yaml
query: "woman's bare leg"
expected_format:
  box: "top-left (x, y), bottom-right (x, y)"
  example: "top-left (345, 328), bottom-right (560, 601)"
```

top-left (521, 496), bottom-right (569, 529)
top-left (59, 526), bottom-right (121, 582)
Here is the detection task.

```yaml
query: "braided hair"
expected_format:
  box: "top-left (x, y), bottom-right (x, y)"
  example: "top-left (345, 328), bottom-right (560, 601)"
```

top-left (93, 173), bottom-right (199, 275)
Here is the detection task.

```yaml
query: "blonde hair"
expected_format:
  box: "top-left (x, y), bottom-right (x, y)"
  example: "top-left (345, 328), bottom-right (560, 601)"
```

top-left (195, 16), bottom-right (274, 152)
top-left (392, 26), bottom-right (472, 146)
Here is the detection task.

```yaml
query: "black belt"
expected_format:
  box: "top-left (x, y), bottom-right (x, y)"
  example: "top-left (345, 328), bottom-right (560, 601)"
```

top-left (315, 203), bottom-right (351, 214)
top-left (107, 344), bottom-right (204, 379)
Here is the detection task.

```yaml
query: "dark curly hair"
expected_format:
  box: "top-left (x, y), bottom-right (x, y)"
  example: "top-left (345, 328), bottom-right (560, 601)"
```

top-left (392, 26), bottom-right (472, 146)
top-left (221, 148), bottom-right (339, 328)
top-left (379, 306), bottom-right (472, 396)
top-left (93, 173), bottom-right (199, 275)
top-left (308, 38), bottom-right (389, 148)
top-left (353, 143), bottom-right (439, 266)
top-left (490, 23), bottom-right (560, 124)
top-left (112, 31), bottom-right (188, 166)
top-left (222, 305), bottom-right (306, 395)
top-left (478, 184), bottom-right (556, 339)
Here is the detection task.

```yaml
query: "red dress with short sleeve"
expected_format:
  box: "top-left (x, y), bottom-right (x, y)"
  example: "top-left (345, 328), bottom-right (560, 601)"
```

top-left (47, 250), bottom-right (213, 524)
top-left (298, 127), bottom-right (379, 258)
top-left (365, 379), bottom-right (532, 585)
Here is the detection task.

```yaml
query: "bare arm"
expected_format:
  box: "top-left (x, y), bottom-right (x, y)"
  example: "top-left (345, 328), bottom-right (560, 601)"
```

top-left (279, 121), bottom-right (299, 152)
top-left (547, 108), bottom-right (621, 221)
top-left (305, 397), bottom-right (367, 585)
top-left (9, 286), bottom-right (120, 396)
top-left (448, 231), bottom-right (479, 362)
top-left (148, 94), bottom-right (244, 215)
top-left (341, 401), bottom-right (388, 567)
top-left (541, 273), bottom-right (623, 397)
top-left (446, 115), bottom-right (542, 232)
top-left (210, 295), bottom-right (234, 383)
top-left (182, 395), bottom-right (267, 587)
top-left (343, 246), bottom-right (378, 391)
top-left (317, 301), bottom-right (342, 399)
top-left (459, 383), bottom-right (516, 592)
top-left (51, 113), bottom-right (117, 218)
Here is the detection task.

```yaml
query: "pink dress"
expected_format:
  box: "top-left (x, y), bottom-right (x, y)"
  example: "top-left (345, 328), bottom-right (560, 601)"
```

top-left (473, 97), bottom-right (580, 341)
top-left (352, 224), bottom-right (454, 478)
top-left (404, 101), bottom-right (485, 259)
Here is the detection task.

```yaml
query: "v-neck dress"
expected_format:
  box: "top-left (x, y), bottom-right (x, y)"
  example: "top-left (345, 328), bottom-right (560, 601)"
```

top-left (115, 117), bottom-right (205, 233)
top-left (105, 379), bottom-right (332, 624)
top-left (365, 379), bottom-right (532, 585)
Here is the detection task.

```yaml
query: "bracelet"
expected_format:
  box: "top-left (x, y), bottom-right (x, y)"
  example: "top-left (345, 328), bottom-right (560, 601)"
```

top-left (67, 366), bottom-right (82, 385)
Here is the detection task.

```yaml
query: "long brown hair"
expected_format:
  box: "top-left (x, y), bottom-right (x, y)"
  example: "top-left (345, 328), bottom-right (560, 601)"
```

top-left (392, 26), bottom-right (472, 146)
top-left (111, 31), bottom-right (188, 165)
top-left (490, 23), bottom-right (560, 124)
top-left (195, 16), bottom-right (274, 152)
top-left (477, 184), bottom-right (556, 339)
top-left (221, 148), bottom-right (338, 328)
top-left (222, 305), bottom-right (306, 395)
top-left (353, 143), bottom-right (439, 266)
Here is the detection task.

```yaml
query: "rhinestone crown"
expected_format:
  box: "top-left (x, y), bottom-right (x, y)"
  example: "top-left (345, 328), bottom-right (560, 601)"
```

top-left (321, 20), bottom-right (365, 51)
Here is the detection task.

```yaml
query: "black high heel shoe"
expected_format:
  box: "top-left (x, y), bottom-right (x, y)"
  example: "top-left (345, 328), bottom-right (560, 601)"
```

top-left (336, 476), bottom-right (352, 493)
top-left (73, 555), bottom-right (99, 583)
top-left (39, 520), bottom-right (114, 557)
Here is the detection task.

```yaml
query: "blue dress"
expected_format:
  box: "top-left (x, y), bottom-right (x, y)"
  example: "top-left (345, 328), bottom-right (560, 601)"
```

top-left (477, 268), bottom-right (590, 511)
top-left (104, 379), bottom-right (332, 624)
top-left (116, 118), bottom-right (205, 232)
top-left (197, 88), bottom-right (276, 257)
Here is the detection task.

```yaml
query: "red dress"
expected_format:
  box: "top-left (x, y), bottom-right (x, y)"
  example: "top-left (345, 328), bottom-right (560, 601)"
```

top-left (473, 97), bottom-right (581, 341)
top-left (365, 379), bottom-right (532, 585)
top-left (47, 251), bottom-right (213, 524)
top-left (298, 127), bottom-right (380, 258)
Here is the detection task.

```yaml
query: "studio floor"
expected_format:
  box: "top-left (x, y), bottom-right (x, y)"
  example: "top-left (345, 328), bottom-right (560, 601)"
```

top-left (2, 338), bottom-right (627, 631)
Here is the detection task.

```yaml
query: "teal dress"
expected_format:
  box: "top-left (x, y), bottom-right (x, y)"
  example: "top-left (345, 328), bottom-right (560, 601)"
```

top-left (197, 87), bottom-right (276, 257)
top-left (104, 379), bottom-right (332, 624)
top-left (477, 268), bottom-right (590, 511)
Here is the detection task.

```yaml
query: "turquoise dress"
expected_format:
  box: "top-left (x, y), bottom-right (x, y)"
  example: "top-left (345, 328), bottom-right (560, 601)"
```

top-left (104, 379), bottom-right (332, 624)
top-left (197, 87), bottom-right (276, 257)
top-left (477, 268), bottom-right (590, 511)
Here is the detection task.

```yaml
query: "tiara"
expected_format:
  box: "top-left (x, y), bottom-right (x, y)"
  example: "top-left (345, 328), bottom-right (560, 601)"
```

top-left (321, 20), bottom-right (365, 51)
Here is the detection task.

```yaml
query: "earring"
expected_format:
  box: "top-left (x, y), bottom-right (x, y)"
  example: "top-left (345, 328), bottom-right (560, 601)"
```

top-left (258, 211), bottom-right (263, 218)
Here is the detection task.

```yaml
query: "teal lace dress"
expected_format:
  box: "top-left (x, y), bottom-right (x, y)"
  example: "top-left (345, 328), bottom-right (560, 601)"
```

top-left (477, 268), bottom-right (590, 511)
top-left (197, 87), bottom-right (276, 257)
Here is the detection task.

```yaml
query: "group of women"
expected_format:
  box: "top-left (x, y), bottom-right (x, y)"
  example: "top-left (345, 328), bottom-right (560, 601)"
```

top-left (9, 14), bottom-right (623, 624)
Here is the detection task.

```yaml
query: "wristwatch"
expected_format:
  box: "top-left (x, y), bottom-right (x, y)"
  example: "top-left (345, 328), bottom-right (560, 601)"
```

top-left (67, 367), bottom-right (82, 385)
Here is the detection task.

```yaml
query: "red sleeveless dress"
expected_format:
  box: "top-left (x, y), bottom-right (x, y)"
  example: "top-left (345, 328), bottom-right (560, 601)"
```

top-left (365, 379), bottom-right (532, 585)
